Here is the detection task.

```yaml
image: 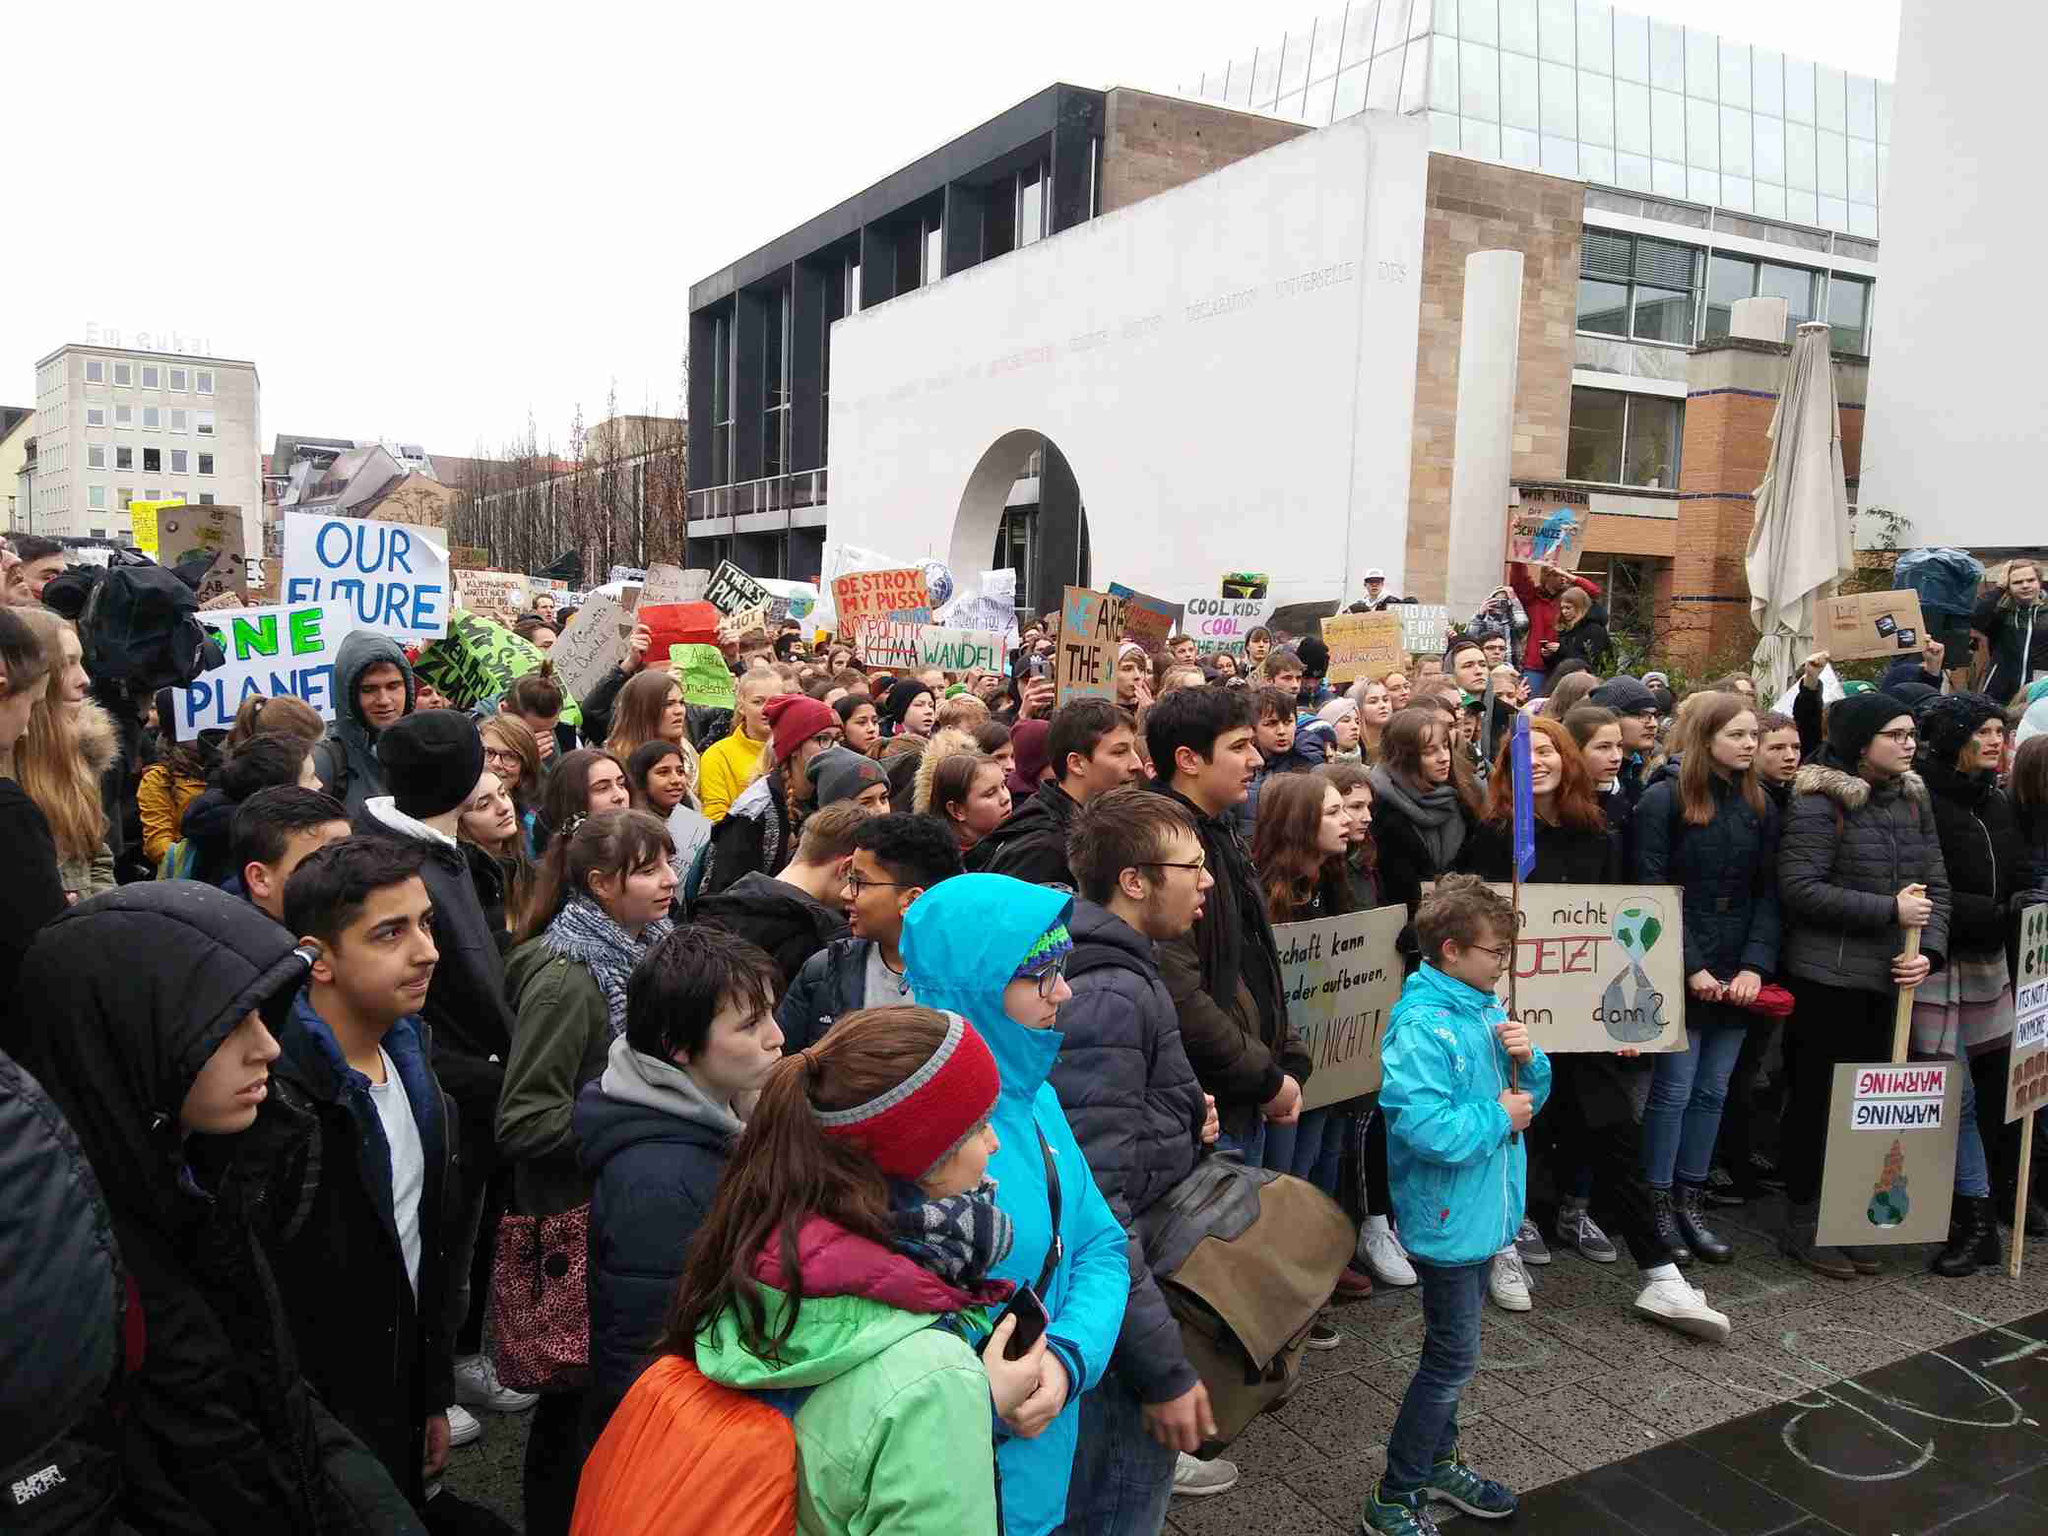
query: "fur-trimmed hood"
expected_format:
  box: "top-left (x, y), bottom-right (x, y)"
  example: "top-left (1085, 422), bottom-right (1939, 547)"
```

top-left (1791, 761), bottom-right (1927, 813)
top-left (72, 697), bottom-right (119, 779)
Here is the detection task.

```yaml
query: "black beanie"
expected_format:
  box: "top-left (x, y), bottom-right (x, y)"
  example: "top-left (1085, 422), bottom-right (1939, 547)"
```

top-left (1915, 692), bottom-right (2004, 768)
top-left (377, 709), bottom-right (485, 820)
top-left (883, 678), bottom-right (933, 728)
top-left (1296, 636), bottom-right (1330, 679)
top-left (1825, 691), bottom-right (1912, 769)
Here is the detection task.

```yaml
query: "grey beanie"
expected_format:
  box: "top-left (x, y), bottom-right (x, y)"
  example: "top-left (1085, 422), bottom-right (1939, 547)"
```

top-left (1590, 676), bottom-right (1658, 715)
top-left (808, 745), bottom-right (888, 807)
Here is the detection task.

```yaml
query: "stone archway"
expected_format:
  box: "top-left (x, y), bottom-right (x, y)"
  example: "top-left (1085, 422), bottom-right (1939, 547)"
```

top-left (950, 430), bottom-right (1088, 610)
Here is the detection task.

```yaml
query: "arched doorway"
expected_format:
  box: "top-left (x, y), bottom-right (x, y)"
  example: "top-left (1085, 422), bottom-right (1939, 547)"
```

top-left (950, 430), bottom-right (1088, 614)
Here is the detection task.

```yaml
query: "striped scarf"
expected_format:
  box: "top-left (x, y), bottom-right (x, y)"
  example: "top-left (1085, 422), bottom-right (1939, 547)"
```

top-left (542, 894), bottom-right (674, 1038)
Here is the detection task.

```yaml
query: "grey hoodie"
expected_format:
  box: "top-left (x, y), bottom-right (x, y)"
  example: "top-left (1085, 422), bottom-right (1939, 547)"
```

top-left (313, 631), bottom-right (416, 817)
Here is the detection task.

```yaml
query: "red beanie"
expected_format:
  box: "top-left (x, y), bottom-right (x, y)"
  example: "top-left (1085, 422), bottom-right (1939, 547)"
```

top-left (813, 1012), bottom-right (1001, 1180)
top-left (764, 692), bottom-right (838, 764)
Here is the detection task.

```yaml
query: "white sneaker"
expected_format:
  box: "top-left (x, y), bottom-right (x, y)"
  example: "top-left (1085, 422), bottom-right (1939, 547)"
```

top-left (444, 1403), bottom-right (481, 1447)
top-left (1632, 1276), bottom-right (1731, 1343)
top-left (453, 1353), bottom-right (540, 1413)
top-left (1514, 1216), bottom-right (1552, 1265)
top-left (1173, 1451), bottom-right (1239, 1497)
top-left (1360, 1215), bottom-right (1418, 1287)
top-left (1489, 1245), bottom-right (1532, 1311)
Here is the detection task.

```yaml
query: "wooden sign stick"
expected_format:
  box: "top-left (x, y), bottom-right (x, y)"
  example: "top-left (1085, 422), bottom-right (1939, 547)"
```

top-left (2014, 1115), bottom-right (2034, 1280)
top-left (1889, 904), bottom-right (1925, 1065)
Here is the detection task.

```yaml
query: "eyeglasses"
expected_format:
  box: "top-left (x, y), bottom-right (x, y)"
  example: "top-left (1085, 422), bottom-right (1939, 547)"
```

top-left (1023, 959), bottom-right (1068, 999)
top-left (1465, 943), bottom-right (1511, 963)
top-left (483, 747), bottom-right (521, 767)
top-left (1874, 728), bottom-right (1918, 745)
top-left (1137, 857), bottom-right (1207, 876)
top-left (845, 873), bottom-right (910, 894)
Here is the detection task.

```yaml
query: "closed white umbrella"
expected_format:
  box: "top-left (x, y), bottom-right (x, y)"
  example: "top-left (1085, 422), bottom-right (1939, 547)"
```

top-left (1747, 321), bottom-right (1854, 696)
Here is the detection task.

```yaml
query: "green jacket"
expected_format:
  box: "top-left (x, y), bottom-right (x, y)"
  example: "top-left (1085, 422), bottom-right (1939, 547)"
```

top-left (499, 939), bottom-right (609, 1217)
top-left (697, 1282), bottom-right (998, 1536)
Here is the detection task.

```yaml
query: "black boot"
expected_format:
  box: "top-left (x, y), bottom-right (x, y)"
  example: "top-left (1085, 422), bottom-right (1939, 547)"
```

top-left (1780, 1201), bottom-right (1858, 1280)
top-left (1931, 1196), bottom-right (2001, 1277)
top-left (1676, 1181), bottom-right (1734, 1264)
top-left (1651, 1187), bottom-right (1693, 1265)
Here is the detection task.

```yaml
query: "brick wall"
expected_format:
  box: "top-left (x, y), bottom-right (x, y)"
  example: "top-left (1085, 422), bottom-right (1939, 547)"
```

top-left (1097, 90), bottom-right (1310, 214)
top-left (1405, 155), bottom-right (1581, 602)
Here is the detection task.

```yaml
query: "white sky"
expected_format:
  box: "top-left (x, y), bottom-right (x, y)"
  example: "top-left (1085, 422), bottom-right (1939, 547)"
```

top-left (7, 0), bottom-right (1898, 460)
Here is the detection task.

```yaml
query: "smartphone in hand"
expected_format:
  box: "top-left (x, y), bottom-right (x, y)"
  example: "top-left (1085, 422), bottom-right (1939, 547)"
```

top-left (994, 1285), bottom-right (1049, 1360)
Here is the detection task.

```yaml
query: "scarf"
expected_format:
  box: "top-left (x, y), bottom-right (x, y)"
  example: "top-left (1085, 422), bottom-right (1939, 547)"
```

top-left (1369, 763), bottom-right (1468, 871)
top-left (886, 1177), bottom-right (1013, 1290)
top-left (542, 893), bottom-right (674, 1038)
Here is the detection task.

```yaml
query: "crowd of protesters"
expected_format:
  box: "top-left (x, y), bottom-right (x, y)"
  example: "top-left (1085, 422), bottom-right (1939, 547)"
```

top-left (4, 531), bottom-right (2048, 1536)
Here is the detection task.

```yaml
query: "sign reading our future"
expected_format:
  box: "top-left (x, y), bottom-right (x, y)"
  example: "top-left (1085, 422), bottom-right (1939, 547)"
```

top-left (282, 511), bottom-right (450, 643)
top-left (170, 601), bottom-right (338, 736)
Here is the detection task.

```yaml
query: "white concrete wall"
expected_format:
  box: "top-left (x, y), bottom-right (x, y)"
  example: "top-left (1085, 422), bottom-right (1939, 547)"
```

top-left (823, 111), bottom-right (1430, 609)
top-left (1857, 0), bottom-right (2048, 548)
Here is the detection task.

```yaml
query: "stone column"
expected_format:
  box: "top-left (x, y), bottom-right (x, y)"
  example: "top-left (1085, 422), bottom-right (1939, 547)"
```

top-left (1444, 251), bottom-right (1525, 618)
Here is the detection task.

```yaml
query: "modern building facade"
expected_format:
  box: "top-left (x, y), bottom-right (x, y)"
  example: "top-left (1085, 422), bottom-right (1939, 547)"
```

top-left (23, 345), bottom-right (262, 555)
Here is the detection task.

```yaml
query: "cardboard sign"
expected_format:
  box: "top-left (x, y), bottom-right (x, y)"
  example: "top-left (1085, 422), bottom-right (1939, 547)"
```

top-left (1182, 595), bottom-right (1270, 655)
top-left (638, 602), bottom-right (722, 660)
top-left (453, 569), bottom-right (529, 619)
top-left (1508, 505), bottom-right (1584, 566)
top-left (703, 560), bottom-right (769, 617)
top-left (1321, 612), bottom-right (1407, 685)
top-left (672, 643), bottom-right (736, 709)
top-left (283, 511), bottom-right (450, 642)
top-left (1108, 583), bottom-right (1183, 653)
top-left (718, 603), bottom-right (771, 642)
top-left (1279, 906), bottom-right (1408, 1111)
top-left (159, 504), bottom-right (249, 603)
top-left (641, 565), bottom-right (710, 606)
top-left (171, 601), bottom-right (341, 736)
top-left (551, 590), bottom-right (627, 704)
top-left (1055, 586), bottom-right (1126, 709)
top-left (1818, 1062), bottom-right (1962, 1247)
top-left (916, 627), bottom-right (1004, 673)
top-left (1484, 884), bottom-right (1688, 1053)
top-left (2008, 904), bottom-right (2048, 1122)
top-left (1399, 604), bottom-right (1451, 656)
top-left (1817, 589), bottom-right (1930, 661)
top-left (412, 611), bottom-right (573, 720)
top-left (833, 568), bottom-right (931, 630)
top-left (850, 616), bottom-right (922, 670)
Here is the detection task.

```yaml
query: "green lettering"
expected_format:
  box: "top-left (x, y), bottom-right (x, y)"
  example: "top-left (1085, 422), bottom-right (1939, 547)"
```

top-left (231, 615), bottom-right (278, 660)
top-left (287, 606), bottom-right (324, 656)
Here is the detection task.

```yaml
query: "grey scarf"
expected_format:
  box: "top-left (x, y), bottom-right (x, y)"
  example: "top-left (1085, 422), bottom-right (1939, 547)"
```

top-left (1369, 763), bottom-right (1468, 871)
top-left (542, 894), bottom-right (674, 1038)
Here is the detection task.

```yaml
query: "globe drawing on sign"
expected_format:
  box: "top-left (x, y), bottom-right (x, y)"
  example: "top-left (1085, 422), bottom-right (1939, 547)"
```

top-left (919, 561), bottom-right (954, 611)
top-left (1866, 1138), bottom-right (1911, 1228)
top-left (1599, 898), bottom-right (1668, 1043)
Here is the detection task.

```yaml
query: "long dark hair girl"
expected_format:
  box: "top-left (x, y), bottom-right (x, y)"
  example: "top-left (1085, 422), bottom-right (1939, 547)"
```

top-left (1481, 713), bottom-right (1608, 832)
top-left (1251, 771), bottom-right (1355, 923)
top-left (1319, 758), bottom-right (1380, 880)
top-left (516, 806), bottom-right (673, 942)
top-left (1381, 705), bottom-right (1482, 812)
top-left (661, 1005), bottom-right (963, 1358)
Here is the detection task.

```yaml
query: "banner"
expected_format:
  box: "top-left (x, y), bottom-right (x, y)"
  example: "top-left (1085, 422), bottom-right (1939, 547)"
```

top-left (283, 510), bottom-right (451, 642)
top-left (1483, 884), bottom-right (1687, 1053)
top-left (672, 643), bottom-right (736, 709)
top-left (703, 560), bottom-right (770, 617)
top-left (1055, 586), bottom-right (1126, 710)
top-left (916, 627), bottom-right (1004, 673)
top-left (1398, 604), bottom-right (1451, 656)
top-left (1817, 1062), bottom-right (1962, 1247)
top-left (1107, 583), bottom-right (1182, 653)
top-left (1320, 613), bottom-right (1405, 684)
top-left (2009, 904), bottom-right (2048, 1122)
top-left (833, 568), bottom-right (931, 630)
top-left (1817, 589), bottom-right (1930, 661)
top-left (551, 590), bottom-right (627, 703)
top-left (1278, 906), bottom-right (1407, 1111)
top-left (171, 601), bottom-right (341, 736)
top-left (412, 611), bottom-right (575, 721)
top-left (1182, 595), bottom-right (1270, 655)
top-left (608, 564), bottom-right (648, 586)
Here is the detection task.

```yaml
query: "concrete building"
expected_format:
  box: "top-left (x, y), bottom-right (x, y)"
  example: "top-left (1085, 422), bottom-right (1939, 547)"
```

top-left (0, 408), bottom-right (32, 533)
top-left (25, 344), bottom-right (262, 555)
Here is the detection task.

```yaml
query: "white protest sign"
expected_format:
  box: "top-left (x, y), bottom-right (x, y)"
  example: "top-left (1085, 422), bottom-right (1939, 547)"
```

top-left (1278, 906), bottom-right (1407, 1111)
top-left (642, 564), bottom-right (710, 606)
top-left (2008, 904), bottom-right (2048, 1122)
top-left (916, 627), bottom-right (1005, 672)
top-left (1398, 605), bottom-right (1451, 656)
top-left (551, 590), bottom-right (627, 703)
top-left (172, 602), bottom-right (343, 736)
top-left (1818, 1061), bottom-right (1962, 1247)
top-left (454, 569), bottom-right (530, 618)
top-left (282, 511), bottom-right (449, 642)
top-left (1182, 595), bottom-right (1270, 655)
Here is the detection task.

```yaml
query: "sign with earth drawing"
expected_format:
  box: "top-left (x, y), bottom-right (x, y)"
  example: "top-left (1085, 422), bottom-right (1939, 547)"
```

top-left (1481, 884), bottom-right (1688, 1053)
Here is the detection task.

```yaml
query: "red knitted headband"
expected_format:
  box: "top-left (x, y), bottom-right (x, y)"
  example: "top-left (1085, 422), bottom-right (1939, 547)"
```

top-left (812, 1012), bottom-right (1001, 1181)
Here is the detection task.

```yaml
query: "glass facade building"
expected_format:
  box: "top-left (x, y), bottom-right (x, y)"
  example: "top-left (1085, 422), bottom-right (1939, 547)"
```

top-left (1185, 1), bottom-right (1888, 238)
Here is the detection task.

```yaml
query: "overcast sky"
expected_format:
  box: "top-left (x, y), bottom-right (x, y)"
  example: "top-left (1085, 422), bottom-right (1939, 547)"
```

top-left (8, 0), bottom-right (1899, 460)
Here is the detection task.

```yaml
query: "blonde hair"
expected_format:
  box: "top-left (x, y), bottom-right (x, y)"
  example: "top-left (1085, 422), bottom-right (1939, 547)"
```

top-left (607, 669), bottom-right (702, 801)
top-left (13, 610), bottom-right (108, 861)
top-left (911, 727), bottom-right (980, 814)
top-left (933, 693), bottom-right (990, 733)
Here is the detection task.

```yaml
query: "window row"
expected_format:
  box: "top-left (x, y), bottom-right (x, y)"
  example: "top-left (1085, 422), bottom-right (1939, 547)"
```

top-left (82, 405), bottom-right (215, 434)
top-left (1576, 228), bottom-right (1872, 352)
top-left (83, 358), bottom-right (214, 393)
top-left (85, 486), bottom-right (217, 511)
top-left (1565, 387), bottom-right (1683, 489)
top-left (85, 445), bottom-right (215, 475)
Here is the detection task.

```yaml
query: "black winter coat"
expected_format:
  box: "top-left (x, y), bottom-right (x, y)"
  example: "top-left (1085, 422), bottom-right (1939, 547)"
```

top-left (700, 776), bottom-right (795, 897)
top-left (1778, 759), bottom-right (1952, 993)
top-left (19, 883), bottom-right (422, 1535)
top-left (1458, 816), bottom-right (1621, 885)
top-left (0, 782), bottom-right (67, 1054)
top-left (175, 783), bottom-right (240, 887)
top-left (1918, 757), bottom-right (2029, 958)
top-left (776, 936), bottom-right (874, 1052)
top-left (1372, 791), bottom-right (1478, 921)
top-left (1634, 772), bottom-right (1782, 981)
top-left (1045, 902), bottom-right (1206, 1406)
top-left (1549, 605), bottom-right (1612, 673)
top-left (694, 871), bottom-right (850, 994)
top-left (976, 781), bottom-right (1083, 889)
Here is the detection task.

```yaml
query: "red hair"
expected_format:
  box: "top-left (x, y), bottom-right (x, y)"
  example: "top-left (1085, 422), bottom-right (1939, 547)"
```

top-left (1482, 715), bottom-right (1607, 833)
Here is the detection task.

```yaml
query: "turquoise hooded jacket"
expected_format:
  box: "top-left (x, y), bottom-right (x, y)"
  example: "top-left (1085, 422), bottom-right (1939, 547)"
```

top-left (901, 875), bottom-right (1130, 1536)
top-left (1379, 962), bottom-right (1553, 1267)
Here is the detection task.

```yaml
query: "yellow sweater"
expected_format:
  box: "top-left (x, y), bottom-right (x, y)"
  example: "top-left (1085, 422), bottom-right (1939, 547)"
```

top-left (699, 729), bottom-right (771, 822)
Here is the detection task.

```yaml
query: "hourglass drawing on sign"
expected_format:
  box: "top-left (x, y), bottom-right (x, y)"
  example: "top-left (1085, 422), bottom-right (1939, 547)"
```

top-left (1600, 897), bottom-right (1669, 1044)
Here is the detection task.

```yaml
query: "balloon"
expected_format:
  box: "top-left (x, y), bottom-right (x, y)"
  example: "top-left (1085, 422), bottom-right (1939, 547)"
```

top-left (920, 560), bottom-right (954, 611)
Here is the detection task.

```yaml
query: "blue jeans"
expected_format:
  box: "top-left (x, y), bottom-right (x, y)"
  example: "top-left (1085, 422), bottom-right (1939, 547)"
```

top-left (1216, 1120), bottom-right (1267, 1166)
top-left (1385, 1258), bottom-right (1489, 1494)
top-left (1055, 1368), bottom-right (1178, 1536)
top-left (1264, 1106), bottom-right (1343, 1188)
top-left (1914, 1049), bottom-right (1991, 1199)
top-left (1641, 1022), bottom-right (1747, 1188)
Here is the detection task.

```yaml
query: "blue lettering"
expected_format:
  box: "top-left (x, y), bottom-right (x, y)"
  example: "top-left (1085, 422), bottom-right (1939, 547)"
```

top-left (389, 530), bottom-right (413, 574)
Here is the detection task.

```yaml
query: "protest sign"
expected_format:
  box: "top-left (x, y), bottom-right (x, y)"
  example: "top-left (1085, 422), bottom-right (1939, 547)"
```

top-left (1466, 884), bottom-right (1688, 1052)
top-left (1221, 572), bottom-right (1269, 600)
top-left (672, 644), bottom-right (736, 709)
top-left (1816, 589), bottom-right (1930, 661)
top-left (170, 601), bottom-right (340, 736)
top-left (638, 602), bottom-right (722, 659)
top-left (1182, 595), bottom-right (1271, 655)
top-left (1507, 503), bottom-right (1585, 566)
top-left (551, 590), bottom-right (627, 703)
top-left (2007, 905), bottom-right (2048, 1123)
top-left (608, 564), bottom-right (648, 586)
top-left (129, 501), bottom-right (166, 556)
top-left (453, 569), bottom-right (529, 619)
top-left (941, 568), bottom-right (1019, 639)
top-left (412, 611), bottom-right (576, 723)
top-left (641, 565), bottom-right (710, 606)
top-left (1278, 906), bottom-right (1407, 1111)
top-left (833, 567), bottom-right (931, 629)
top-left (1055, 586), bottom-right (1126, 710)
top-left (283, 510), bottom-right (451, 642)
top-left (1398, 604), bottom-right (1451, 656)
top-left (703, 560), bottom-right (770, 617)
top-left (1107, 583), bottom-right (1182, 653)
top-left (159, 504), bottom-right (249, 603)
top-left (1817, 1062), bottom-right (1962, 1247)
top-left (718, 603), bottom-right (771, 643)
top-left (1321, 612), bottom-right (1406, 685)
top-left (850, 617), bottom-right (922, 670)
top-left (916, 627), bottom-right (1004, 673)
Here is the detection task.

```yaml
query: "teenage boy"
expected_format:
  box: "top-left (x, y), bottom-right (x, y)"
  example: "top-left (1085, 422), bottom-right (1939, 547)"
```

top-left (231, 785), bottom-right (352, 921)
top-left (1260, 647), bottom-right (1305, 697)
top-left (314, 632), bottom-right (417, 817)
top-left (694, 800), bottom-right (861, 991)
top-left (1589, 677), bottom-right (1661, 807)
top-left (1366, 876), bottom-right (1551, 1535)
top-left (1145, 687), bottom-right (1308, 1165)
top-left (776, 811), bottom-right (964, 1050)
top-left (979, 698), bottom-right (1142, 888)
top-left (260, 838), bottom-right (452, 1511)
top-left (1054, 787), bottom-right (1230, 1523)
top-left (1445, 638), bottom-right (1490, 699)
top-left (1236, 685), bottom-right (1301, 834)
top-left (700, 667), bottom-right (787, 822)
top-left (1168, 633), bottom-right (1199, 666)
top-left (12, 535), bottom-right (68, 603)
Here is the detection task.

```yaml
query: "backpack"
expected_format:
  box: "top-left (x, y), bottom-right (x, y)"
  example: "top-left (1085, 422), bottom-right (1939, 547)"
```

top-left (571, 1355), bottom-right (797, 1536)
top-left (78, 560), bottom-right (224, 692)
